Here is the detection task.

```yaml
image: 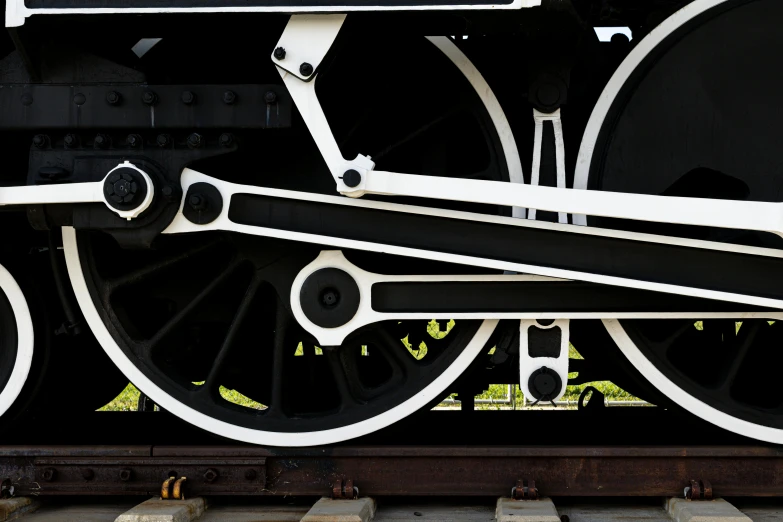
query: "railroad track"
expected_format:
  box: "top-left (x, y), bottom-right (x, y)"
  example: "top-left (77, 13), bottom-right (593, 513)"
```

top-left (1, 489), bottom-right (782, 521)
top-left (3, 445), bottom-right (783, 498)
top-left (1, 411), bottom-right (782, 520)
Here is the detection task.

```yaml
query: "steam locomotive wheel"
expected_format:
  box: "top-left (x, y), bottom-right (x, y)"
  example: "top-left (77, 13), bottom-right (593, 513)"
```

top-left (62, 35), bottom-right (518, 446)
top-left (575, 0), bottom-right (783, 442)
top-left (0, 264), bottom-right (34, 420)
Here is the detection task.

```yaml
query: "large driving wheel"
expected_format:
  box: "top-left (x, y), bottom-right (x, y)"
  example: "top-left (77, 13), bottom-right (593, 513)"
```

top-left (0, 264), bottom-right (33, 420)
top-left (63, 34), bottom-right (519, 446)
top-left (575, 0), bottom-right (783, 442)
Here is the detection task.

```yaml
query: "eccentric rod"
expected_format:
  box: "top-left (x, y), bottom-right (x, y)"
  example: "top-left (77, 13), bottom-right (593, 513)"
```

top-left (357, 171), bottom-right (783, 237)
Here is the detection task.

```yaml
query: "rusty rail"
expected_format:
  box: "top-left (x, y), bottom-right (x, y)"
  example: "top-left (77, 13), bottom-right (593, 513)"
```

top-left (1, 445), bottom-right (782, 497)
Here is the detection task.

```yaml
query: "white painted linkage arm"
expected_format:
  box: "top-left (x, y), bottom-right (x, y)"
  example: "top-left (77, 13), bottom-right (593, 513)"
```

top-left (361, 171), bottom-right (783, 236)
top-left (0, 161), bottom-right (154, 220)
top-left (0, 182), bottom-right (103, 206)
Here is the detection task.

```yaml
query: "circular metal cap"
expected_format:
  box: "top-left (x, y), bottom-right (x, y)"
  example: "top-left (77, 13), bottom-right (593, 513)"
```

top-left (183, 182), bottom-right (223, 225)
top-left (527, 367), bottom-right (562, 401)
top-left (342, 169), bottom-right (362, 188)
top-left (300, 268), bottom-right (360, 328)
top-left (103, 166), bottom-right (148, 211)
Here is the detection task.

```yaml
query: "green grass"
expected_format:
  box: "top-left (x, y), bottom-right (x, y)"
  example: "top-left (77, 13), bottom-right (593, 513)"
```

top-left (99, 383), bottom-right (141, 411)
top-left (99, 343), bottom-right (642, 411)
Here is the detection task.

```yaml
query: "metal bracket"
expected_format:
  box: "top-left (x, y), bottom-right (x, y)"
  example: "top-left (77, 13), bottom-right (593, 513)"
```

top-left (273, 15), bottom-right (373, 189)
top-left (511, 479), bottom-right (539, 500)
top-left (529, 109), bottom-right (567, 223)
top-left (685, 479), bottom-right (713, 500)
top-left (0, 160), bottom-right (154, 221)
top-left (272, 15), bottom-right (346, 82)
top-left (519, 319), bottom-right (570, 404)
top-left (161, 476), bottom-right (188, 500)
top-left (332, 479), bottom-right (359, 499)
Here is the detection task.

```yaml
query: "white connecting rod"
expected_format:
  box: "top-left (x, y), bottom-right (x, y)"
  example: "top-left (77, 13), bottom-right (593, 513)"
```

top-left (0, 162), bottom-right (155, 220)
top-left (358, 171), bottom-right (783, 237)
top-left (0, 182), bottom-right (103, 206)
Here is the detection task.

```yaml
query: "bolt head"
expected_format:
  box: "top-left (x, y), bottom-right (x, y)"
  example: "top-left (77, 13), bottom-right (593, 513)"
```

top-left (94, 134), bottom-right (108, 148)
top-left (127, 134), bottom-right (141, 148)
top-left (245, 469), bottom-right (258, 480)
top-left (528, 366), bottom-right (561, 402)
top-left (204, 469), bottom-right (218, 483)
top-left (264, 91), bottom-right (277, 104)
top-left (64, 134), bottom-right (77, 147)
top-left (161, 186), bottom-right (173, 197)
top-left (119, 469), bottom-right (133, 481)
top-left (274, 47), bottom-right (286, 60)
top-left (142, 91), bottom-right (157, 105)
top-left (187, 133), bottom-right (203, 148)
top-left (32, 134), bottom-right (46, 148)
top-left (156, 134), bottom-right (170, 147)
top-left (188, 193), bottom-right (206, 211)
top-left (42, 468), bottom-right (57, 481)
top-left (73, 93), bottom-right (86, 106)
top-left (108, 172), bottom-right (138, 204)
top-left (299, 62), bottom-right (314, 77)
top-left (113, 179), bottom-right (132, 197)
top-left (321, 288), bottom-right (340, 308)
top-left (223, 90), bottom-right (237, 104)
top-left (218, 133), bottom-right (234, 147)
top-left (106, 91), bottom-right (121, 105)
top-left (342, 169), bottom-right (362, 188)
top-left (181, 91), bottom-right (195, 105)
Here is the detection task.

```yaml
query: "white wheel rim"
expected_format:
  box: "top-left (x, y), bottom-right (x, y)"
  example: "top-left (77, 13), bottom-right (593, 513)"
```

top-left (62, 36), bottom-right (519, 446)
top-left (0, 264), bottom-right (34, 418)
top-left (605, 319), bottom-right (783, 443)
top-left (573, 0), bottom-right (783, 443)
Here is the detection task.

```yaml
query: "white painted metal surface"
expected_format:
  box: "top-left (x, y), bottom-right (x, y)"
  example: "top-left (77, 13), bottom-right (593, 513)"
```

top-left (358, 169), bottom-right (783, 237)
top-left (0, 264), bottom-right (35, 420)
top-left (0, 182), bottom-right (103, 206)
top-left (288, 251), bottom-right (780, 346)
top-left (278, 31), bottom-right (524, 196)
top-left (164, 168), bottom-right (783, 311)
top-left (518, 320), bottom-right (570, 403)
top-left (271, 3), bottom-right (783, 239)
top-left (6, 0), bottom-right (541, 28)
top-left (0, 161), bottom-right (154, 221)
top-left (272, 15), bottom-right (347, 82)
top-left (425, 36), bottom-right (526, 219)
top-left (528, 109), bottom-right (567, 223)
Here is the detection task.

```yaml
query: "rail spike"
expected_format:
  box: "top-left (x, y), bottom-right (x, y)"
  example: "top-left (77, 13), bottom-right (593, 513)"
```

top-left (511, 479), bottom-right (539, 500)
top-left (685, 479), bottom-right (713, 501)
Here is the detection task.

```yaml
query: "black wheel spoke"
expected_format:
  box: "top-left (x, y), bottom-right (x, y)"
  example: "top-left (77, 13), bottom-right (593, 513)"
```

top-left (200, 277), bottom-right (262, 395)
top-left (106, 239), bottom-right (222, 291)
top-left (646, 320), bottom-right (699, 354)
top-left (371, 106), bottom-right (464, 162)
top-left (326, 349), bottom-right (362, 409)
top-left (266, 301), bottom-right (293, 418)
top-left (717, 320), bottom-right (762, 392)
top-left (369, 325), bottom-right (420, 382)
top-left (146, 260), bottom-right (244, 353)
